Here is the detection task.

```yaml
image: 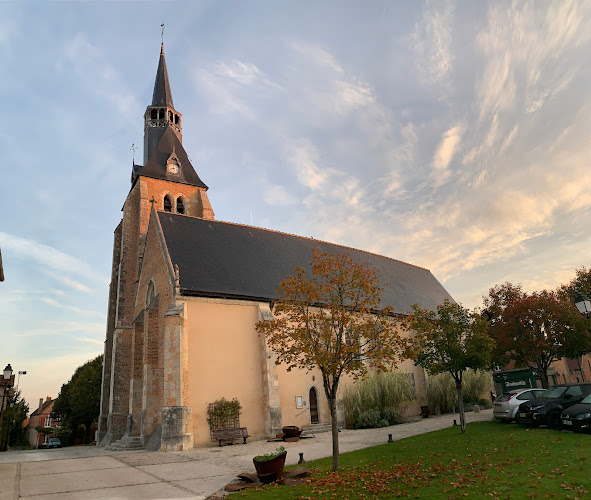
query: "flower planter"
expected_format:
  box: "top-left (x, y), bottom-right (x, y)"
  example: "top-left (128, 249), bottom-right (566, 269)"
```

top-left (281, 426), bottom-right (302, 439)
top-left (253, 451), bottom-right (287, 481)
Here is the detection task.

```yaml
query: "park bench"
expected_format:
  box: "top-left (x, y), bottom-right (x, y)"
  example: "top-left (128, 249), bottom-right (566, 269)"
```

top-left (212, 427), bottom-right (249, 447)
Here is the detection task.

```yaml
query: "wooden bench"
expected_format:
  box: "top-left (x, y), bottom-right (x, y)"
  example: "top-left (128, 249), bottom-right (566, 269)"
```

top-left (212, 427), bottom-right (249, 447)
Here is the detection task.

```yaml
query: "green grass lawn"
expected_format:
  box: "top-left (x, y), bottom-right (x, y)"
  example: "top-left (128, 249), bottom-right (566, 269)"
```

top-left (236, 421), bottom-right (591, 499)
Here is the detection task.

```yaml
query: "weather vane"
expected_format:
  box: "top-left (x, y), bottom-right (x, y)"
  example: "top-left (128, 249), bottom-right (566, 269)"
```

top-left (161, 23), bottom-right (165, 45)
top-left (130, 143), bottom-right (137, 162)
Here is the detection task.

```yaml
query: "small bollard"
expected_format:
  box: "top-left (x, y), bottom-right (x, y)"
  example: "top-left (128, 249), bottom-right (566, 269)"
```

top-left (387, 434), bottom-right (393, 443)
top-left (298, 452), bottom-right (305, 464)
top-left (453, 419), bottom-right (457, 426)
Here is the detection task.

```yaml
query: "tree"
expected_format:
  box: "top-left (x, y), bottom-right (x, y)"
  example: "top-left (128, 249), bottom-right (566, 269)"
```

top-left (485, 286), bottom-right (588, 388)
top-left (0, 390), bottom-right (29, 451)
top-left (557, 268), bottom-right (591, 379)
top-left (405, 300), bottom-right (494, 433)
top-left (52, 354), bottom-right (103, 444)
top-left (256, 249), bottom-right (404, 471)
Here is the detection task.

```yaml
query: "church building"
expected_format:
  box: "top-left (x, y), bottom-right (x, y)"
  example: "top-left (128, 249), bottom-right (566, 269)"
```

top-left (97, 44), bottom-right (454, 451)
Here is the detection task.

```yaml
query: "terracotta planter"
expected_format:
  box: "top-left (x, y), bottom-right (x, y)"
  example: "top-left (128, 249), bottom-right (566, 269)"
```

top-left (281, 426), bottom-right (302, 439)
top-left (253, 451), bottom-right (287, 481)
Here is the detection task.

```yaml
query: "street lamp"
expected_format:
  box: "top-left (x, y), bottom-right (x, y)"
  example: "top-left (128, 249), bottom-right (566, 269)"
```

top-left (3, 364), bottom-right (12, 380)
top-left (16, 371), bottom-right (26, 393)
top-left (574, 294), bottom-right (591, 315)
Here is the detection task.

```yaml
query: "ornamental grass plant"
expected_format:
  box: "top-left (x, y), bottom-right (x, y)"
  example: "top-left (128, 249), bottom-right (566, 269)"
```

top-left (426, 369), bottom-right (493, 415)
top-left (343, 371), bottom-right (416, 428)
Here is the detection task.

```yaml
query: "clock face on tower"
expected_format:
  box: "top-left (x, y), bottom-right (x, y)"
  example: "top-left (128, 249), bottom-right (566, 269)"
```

top-left (168, 162), bottom-right (179, 174)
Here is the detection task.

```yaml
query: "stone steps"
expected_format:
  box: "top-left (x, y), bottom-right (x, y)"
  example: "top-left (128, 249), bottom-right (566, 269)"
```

top-left (106, 436), bottom-right (145, 451)
top-left (303, 423), bottom-right (333, 434)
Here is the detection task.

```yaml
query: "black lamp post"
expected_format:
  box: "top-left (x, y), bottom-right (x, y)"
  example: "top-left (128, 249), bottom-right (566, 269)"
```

top-left (1, 364), bottom-right (14, 449)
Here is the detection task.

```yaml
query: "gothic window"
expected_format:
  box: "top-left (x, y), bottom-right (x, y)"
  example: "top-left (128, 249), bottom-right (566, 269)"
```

top-left (169, 110), bottom-right (173, 122)
top-left (159, 109), bottom-right (165, 120)
top-left (176, 197), bottom-right (185, 214)
top-left (150, 109), bottom-right (157, 119)
top-left (174, 114), bottom-right (179, 124)
top-left (163, 195), bottom-right (173, 212)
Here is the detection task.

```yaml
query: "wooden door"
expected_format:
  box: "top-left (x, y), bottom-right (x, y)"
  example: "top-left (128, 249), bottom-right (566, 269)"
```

top-left (309, 387), bottom-right (319, 424)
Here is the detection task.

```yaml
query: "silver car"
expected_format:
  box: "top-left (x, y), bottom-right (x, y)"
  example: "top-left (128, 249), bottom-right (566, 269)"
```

top-left (493, 388), bottom-right (547, 421)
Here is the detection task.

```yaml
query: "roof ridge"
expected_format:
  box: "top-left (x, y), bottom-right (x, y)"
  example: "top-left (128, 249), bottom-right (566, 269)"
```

top-left (157, 211), bottom-right (431, 272)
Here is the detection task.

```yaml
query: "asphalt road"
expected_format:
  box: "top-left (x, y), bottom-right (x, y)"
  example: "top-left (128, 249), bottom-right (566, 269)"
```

top-left (0, 409), bottom-right (493, 500)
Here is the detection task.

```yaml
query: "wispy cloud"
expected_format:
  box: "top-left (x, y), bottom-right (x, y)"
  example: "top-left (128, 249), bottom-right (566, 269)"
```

top-left (432, 124), bottom-right (462, 172)
top-left (0, 232), bottom-right (108, 287)
top-left (59, 32), bottom-right (140, 119)
top-left (411, 0), bottom-right (456, 87)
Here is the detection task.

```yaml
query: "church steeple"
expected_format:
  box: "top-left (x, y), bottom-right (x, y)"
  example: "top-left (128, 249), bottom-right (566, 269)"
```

top-left (143, 43), bottom-right (182, 165)
top-left (152, 44), bottom-right (174, 107)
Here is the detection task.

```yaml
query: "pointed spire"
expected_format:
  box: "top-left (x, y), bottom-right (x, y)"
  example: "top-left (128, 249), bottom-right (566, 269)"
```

top-left (152, 43), bottom-right (174, 107)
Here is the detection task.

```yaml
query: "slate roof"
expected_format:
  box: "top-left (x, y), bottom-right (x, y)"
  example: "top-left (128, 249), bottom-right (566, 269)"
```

top-left (152, 44), bottom-right (173, 107)
top-left (158, 213), bottom-right (454, 315)
top-left (135, 127), bottom-right (208, 189)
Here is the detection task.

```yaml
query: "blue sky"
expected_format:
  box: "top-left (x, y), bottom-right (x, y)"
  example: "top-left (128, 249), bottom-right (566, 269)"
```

top-left (1, 1), bottom-right (590, 411)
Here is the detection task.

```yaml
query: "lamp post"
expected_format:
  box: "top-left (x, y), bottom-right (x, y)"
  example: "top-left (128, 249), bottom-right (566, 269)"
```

top-left (15, 371), bottom-right (26, 394)
top-left (574, 294), bottom-right (591, 382)
top-left (1, 364), bottom-right (14, 449)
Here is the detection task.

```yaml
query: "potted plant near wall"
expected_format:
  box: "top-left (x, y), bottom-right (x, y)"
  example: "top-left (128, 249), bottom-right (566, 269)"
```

top-left (253, 446), bottom-right (287, 482)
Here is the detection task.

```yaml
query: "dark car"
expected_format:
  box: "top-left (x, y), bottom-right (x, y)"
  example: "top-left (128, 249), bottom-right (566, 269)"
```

top-left (515, 383), bottom-right (591, 429)
top-left (46, 437), bottom-right (62, 448)
top-left (561, 392), bottom-right (591, 433)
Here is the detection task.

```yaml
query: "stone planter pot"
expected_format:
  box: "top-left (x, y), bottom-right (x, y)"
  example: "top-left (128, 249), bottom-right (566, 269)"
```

top-left (253, 451), bottom-right (287, 481)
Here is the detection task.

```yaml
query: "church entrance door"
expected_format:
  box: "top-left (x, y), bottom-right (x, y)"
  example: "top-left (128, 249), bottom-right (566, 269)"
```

top-left (309, 387), bottom-right (319, 424)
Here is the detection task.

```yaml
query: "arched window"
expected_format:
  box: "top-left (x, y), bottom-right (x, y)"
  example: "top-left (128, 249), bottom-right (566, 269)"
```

top-left (169, 110), bottom-right (173, 122)
top-left (158, 109), bottom-right (165, 120)
top-left (163, 195), bottom-right (173, 212)
top-left (174, 114), bottom-right (179, 124)
top-left (150, 109), bottom-right (157, 119)
top-left (176, 197), bottom-right (185, 214)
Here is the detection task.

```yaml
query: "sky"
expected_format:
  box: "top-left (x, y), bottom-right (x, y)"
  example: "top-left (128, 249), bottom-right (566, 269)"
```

top-left (1, 0), bottom-right (590, 413)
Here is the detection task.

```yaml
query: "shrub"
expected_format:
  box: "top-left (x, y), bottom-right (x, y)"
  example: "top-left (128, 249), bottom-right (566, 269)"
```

top-left (425, 370), bottom-right (493, 415)
top-left (378, 419), bottom-right (390, 428)
top-left (344, 372), bottom-right (416, 428)
top-left (355, 408), bottom-right (381, 429)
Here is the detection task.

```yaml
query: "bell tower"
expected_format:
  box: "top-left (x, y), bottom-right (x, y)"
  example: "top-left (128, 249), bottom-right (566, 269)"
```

top-left (143, 44), bottom-right (182, 164)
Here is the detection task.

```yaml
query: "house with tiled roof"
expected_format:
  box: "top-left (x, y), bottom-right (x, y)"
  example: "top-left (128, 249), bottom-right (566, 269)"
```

top-left (97, 44), bottom-right (455, 451)
top-left (26, 396), bottom-right (59, 447)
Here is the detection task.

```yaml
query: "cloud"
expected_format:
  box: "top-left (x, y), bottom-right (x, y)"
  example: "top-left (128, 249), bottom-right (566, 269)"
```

top-left (59, 32), bottom-right (139, 118)
top-left (0, 232), bottom-right (108, 286)
top-left (411, 0), bottom-right (456, 87)
top-left (195, 59), bottom-right (280, 117)
top-left (263, 185), bottom-right (298, 207)
top-left (432, 125), bottom-right (462, 171)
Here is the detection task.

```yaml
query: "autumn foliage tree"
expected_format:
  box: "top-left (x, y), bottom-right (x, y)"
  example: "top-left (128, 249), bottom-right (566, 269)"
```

top-left (405, 300), bottom-right (494, 433)
top-left (485, 284), bottom-right (588, 388)
top-left (256, 249), bottom-right (404, 471)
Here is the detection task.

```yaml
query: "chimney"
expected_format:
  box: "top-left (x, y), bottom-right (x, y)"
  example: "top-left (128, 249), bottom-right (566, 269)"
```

top-left (39, 398), bottom-right (43, 413)
top-left (46, 396), bottom-right (51, 402)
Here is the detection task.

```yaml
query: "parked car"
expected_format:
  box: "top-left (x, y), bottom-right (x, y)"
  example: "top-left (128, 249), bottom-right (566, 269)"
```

top-left (493, 388), bottom-right (547, 422)
top-left (561, 392), bottom-right (591, 433)
top-left (515, 383), bottom-right (591, 429)
top-left (46, 437), bottom-right (62, 448)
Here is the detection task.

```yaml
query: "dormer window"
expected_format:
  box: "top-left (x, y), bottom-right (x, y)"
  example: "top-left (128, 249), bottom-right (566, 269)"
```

top-left (176, 197), bottom-right (185, 214)
top-left (163, 195), bottom-right (173, 212)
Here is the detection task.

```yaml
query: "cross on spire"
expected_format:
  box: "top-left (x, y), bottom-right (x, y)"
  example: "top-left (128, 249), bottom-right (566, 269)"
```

top-left (130, 143), bottom-right (137, 162)
top-left (161, 23), bottom-right (165, 46)
top-left (149, 196), bottom-right (157, 207)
